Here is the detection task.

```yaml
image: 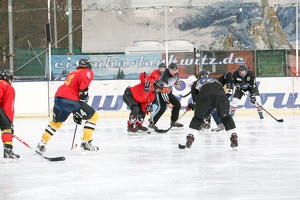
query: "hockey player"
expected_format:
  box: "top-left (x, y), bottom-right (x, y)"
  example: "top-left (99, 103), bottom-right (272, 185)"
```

top-left (182, 70), bottom-right (238, 150)
top-left (211, 71), bottom-right (234, 131)
top-left (123, 72), bottom-right (164, 132)
top-left (150, 63), bottom-right (166, 81)
top-left (0, 70), bottom-right (20, 161)
top-left (185, 71), bottom-right (234, 132)
top-left (149, 63), bottom-right (183, 130)
top-left (230, 64), bottom-right (264, 119)
top-left (36, 58), bottom-right (99, 154)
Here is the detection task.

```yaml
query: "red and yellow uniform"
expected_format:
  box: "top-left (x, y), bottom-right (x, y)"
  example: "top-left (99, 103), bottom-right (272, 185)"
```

top-left (0, 80), bottom-right (15, 122)
top-left (55, 69), bottom-right (94, 101)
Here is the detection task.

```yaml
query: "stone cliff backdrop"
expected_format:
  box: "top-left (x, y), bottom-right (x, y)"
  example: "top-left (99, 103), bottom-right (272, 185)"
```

top-left (82, 0), bottom-right (299, 53)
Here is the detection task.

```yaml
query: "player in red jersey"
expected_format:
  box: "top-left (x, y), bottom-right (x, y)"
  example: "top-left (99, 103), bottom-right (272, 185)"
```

top-left (36, 58), bottom-right (99, 154)
top-left (123, 72), bottom-right (164, 133)
top-left (0, 70), bottom-right (20, 161)
top-left (150, 63), bottom-right (166, 81)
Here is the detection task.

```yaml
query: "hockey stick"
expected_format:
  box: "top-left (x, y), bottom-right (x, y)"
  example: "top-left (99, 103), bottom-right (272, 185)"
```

top-left (154, 110), bottom-right (189, 133)
top-left (71, 125), bottom-right (78, 150)
top-left (240, 90), bottom-right (284, 122)
top-left (256, 103), bottom-right (284, 122)
top-left (13, 134), bottom-right (65, 162)
top-left (179, 91), bottom-right (191, 98)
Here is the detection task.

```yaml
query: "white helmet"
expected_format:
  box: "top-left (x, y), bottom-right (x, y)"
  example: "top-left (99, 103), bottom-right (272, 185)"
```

top-left (187, 75), bottom-right (197, 88)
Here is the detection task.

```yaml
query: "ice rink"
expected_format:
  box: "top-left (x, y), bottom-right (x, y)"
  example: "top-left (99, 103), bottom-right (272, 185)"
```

top-left (1, 112), bottom-right (300, 200)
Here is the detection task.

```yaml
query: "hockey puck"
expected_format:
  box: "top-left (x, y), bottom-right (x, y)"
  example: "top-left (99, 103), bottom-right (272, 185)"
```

top-left (147, 131), bottom-right (151, 134)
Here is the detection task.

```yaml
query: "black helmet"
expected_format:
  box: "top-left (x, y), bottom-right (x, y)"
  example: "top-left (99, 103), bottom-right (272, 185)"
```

top-left (0, 69), bottom-right (13, 83)
top-left (238, 64), bottom-right (248, 71)
top-left (158, 63), bottom-right (166, 68)
top-left (78, 58), bottom-right (92, 69)
top-left (154, 80), bottom-right (164, 90)
top-left (238, 64), bottom-right (248, 76)
top-left (168, 63), bottom-right (178, 70)
top-left (197, 70), bottom-right (210, 79)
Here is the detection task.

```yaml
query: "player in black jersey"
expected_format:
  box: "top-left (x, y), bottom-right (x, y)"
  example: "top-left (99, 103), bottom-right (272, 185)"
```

top-left (182, 70), bottom-right (238, 150)
top-left (230, 65), bottom-right (264, 119)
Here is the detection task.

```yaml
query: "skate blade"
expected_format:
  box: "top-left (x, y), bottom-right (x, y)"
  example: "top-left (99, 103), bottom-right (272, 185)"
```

top-left (231, 147), bottom-right (238, 151)
top-left (3, 158), bottom-right (19, 163)
top-left (127, 131), bottom-right (138, 136)
top-left (170, 127), bottom-right (184, 130)
top-left (80, 148), bottom-right (99, 155)
top-left (80, 150), bottom-right (99, 155)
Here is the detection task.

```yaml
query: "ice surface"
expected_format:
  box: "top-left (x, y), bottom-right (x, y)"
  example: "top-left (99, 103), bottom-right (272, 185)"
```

top-left (1, 114), bottom-right (300, 200)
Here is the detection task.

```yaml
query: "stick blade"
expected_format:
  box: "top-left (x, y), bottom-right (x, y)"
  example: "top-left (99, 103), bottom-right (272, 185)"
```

top-left (178, 144), bottom-right (186, 149)
top-left (277, 119), bottom-right (284, 122)
top-left (154, 127), bottom-right (171, 133)
top-left (46, 156), bottom-right (66, 162)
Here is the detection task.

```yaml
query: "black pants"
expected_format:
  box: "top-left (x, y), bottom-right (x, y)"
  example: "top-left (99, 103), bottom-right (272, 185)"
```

top-left (123, 87), bottom-right (146, 120)
top-left (152, 93), bottom-right (181, 124)
top-left (0, 108), bottom-right (12, 130)
top-left (189, 95), bottom-right (235, 131)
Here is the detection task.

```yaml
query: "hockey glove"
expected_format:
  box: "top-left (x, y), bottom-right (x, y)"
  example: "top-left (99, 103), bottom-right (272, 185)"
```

top-left (73, 114), bottom-right (82, 125)
top-left (145, 104), bottom-right (153, 112)
top-left (175, 80), bottom-right (182, 87)
top-left (79, 88), bottom-right (89, 101)
top-left (225, 88), bottom-right (233, 98)
top-left (186, 103), bottom-right (195, 111)
top-left (144, 82), bottom-right (151, 92)
top-left (201, 118), bottom-right (210, 129)
top-left (235, 84), bottom-right (241, 91)
top-left (250, 94), bottom-right (257, 104)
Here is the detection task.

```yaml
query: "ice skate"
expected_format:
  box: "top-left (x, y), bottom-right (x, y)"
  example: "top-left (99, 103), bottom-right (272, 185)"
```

top-left (127, 120), bottom-right (138, 134)
top-left (3, 147), bottom-right (20, 162)
top-left (171, 121), bottom-right (184, 129)
top-left (230, 133), bottom-right (238, 151)
top-left (81, 140), bottom-right (99, 153)
top-left (148, 122), bottom-right (157, 130)
top-left (211, 123), bottom-right (225, 132)
top-left (186, 134), bottom-right (195, 148)
top-left (36, 140), bottom-right (47, 155)
top-left (136, 121), bottom-right (148, 132)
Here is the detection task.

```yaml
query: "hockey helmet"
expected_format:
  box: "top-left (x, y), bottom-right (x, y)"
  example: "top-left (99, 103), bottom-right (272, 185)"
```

top-left (158, 63), bottom-right (166, 69)
top-left (186, 75), bottom-right (197, 88)
top-left (238, 64), bottom-right (248, 72)
top-left (154, 80), bottom-right (164, 91)
top-left (238, 64), bottom-right (248, 76)
top-left (197, 70), bottom-right (210, 79)
top-left (168, 63), bottom-right (178, 70)
top-left (0, 69), bottom-right (13, 83)
top-left (78, 58), bottom-right (92, 69)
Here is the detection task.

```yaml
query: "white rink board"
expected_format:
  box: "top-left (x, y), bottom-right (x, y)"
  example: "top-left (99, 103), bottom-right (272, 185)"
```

top-left (13, 77), bottom-right (300, 117)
